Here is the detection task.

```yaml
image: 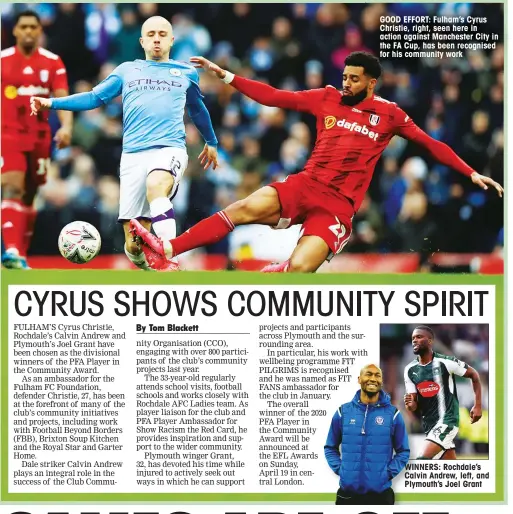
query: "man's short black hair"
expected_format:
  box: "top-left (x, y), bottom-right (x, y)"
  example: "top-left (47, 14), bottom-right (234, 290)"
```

top-left (414, 325), bottom-right (435, 339)
top-left (14, 10), bottom-right (41, 26)
top-left (344, 51), bottom-right (382, 79)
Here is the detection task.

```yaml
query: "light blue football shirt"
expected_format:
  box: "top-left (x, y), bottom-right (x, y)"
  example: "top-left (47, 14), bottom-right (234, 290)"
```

top-left (80, 59), bottom-right (217, 153)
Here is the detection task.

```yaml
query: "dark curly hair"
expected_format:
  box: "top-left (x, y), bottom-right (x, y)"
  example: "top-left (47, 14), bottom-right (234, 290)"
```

top-left (344, 51), bottom-right (382, 79)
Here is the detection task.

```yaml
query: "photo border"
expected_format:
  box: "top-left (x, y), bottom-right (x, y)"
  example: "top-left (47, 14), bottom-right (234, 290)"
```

top-left (1, 271), bottom-right (504, 503)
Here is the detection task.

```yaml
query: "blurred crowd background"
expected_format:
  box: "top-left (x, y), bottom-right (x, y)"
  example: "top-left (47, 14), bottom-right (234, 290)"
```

top-left (380, 323), bottom-right (490, 458)
top-left (1, 3), bottom-right (504, 266)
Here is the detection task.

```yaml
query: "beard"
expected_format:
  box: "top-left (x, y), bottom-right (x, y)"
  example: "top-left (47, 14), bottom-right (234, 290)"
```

top-left (20, 40), bottom-right (36, 52)
top-left (414, 345), bottom-right (430, 357)
top-left (341, 86), bottom-right (369, 106)
top-left (362, 384), bottom-right (381, 395)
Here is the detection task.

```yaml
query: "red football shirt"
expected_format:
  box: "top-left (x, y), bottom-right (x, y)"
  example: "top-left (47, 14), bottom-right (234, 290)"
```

top-left (1, 46), bottom-right (68, 149)
top-left (230, 77), bottom-right (475, 213)
top-left (292, 87), bottom-right (419, 211)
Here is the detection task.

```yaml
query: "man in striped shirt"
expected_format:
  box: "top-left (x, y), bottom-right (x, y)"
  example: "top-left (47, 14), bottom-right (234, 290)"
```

top-left (404, 325), bottom-right (482, 459)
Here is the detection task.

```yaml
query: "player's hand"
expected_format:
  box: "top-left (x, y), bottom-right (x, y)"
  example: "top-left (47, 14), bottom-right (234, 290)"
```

top-left (30, 96), bottom-right (52, 116)
top-left (54, 127), bottom-right (72, 149)
top-left (471, 172), bottom-right (504, 198)
top-left (404, 393), bottom-right (414, 406)
top-left (470, 405), bottom-right (482, 424)
top-left (198, 144), bottom-right (219, 170)
top-left (404, 393), bottom-right (417, 411)
top-left (190, 56), bottom-right (226, 80)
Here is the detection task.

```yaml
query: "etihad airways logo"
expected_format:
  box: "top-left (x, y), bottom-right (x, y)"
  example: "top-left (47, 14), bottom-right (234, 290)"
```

top-left (127, 78), bottom-right (182, 90)
top-left (324, 116), bottom-right (379, 141)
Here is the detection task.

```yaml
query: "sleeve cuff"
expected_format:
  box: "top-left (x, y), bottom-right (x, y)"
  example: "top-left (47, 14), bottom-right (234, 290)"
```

top-left (222, 71), bottom-right (235, 84)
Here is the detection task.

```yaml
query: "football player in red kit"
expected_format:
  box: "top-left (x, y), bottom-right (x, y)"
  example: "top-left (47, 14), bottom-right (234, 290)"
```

top-left (130, 52), bottom-right (503, 273)
top-left (1, 10), bottom-right (72, 269)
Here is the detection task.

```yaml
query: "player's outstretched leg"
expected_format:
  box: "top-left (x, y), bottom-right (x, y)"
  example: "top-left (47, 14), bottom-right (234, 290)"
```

top-left (146, 168), bottom-right (181, 271)
top-left (131, 186), bottom-right (282, 262)
top-left (287, 235), bottom-right (330, 272)
top-left (130, 211), bottom-right (233, 261)
top-left (149, 196), bottom-right (180, 272)
top-left (261, 235), bottom-right (330, 273)
top-left (123, 220), bottom-right (164, 270)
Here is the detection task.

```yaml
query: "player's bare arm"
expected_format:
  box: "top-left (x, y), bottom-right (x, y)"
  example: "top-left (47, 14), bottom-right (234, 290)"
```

top-left (52, 89), bottom-right (73, 149)
top-left (404, 393), bottom-right (418, 412)
top-left (464, 366), bottom-right (482, 424)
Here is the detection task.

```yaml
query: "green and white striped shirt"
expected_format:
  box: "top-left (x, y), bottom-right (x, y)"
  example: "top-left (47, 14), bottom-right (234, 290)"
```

top-left (404, 352), bottom-right (468, 434)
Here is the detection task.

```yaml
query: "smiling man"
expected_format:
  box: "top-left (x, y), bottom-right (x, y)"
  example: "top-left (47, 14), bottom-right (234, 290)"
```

top-left (404, 325), bottom-right (482, 460)
top-left (324, 364), bottom-right (409, 505)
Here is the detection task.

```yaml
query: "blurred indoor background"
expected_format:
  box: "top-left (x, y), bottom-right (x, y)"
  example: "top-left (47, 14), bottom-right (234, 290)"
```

top-left (1, 3), bottom-right (504, 271)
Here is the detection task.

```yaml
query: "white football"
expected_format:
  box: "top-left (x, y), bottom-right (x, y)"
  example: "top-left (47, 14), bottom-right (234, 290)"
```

top-left (58, 221), bottom-right (101, 264)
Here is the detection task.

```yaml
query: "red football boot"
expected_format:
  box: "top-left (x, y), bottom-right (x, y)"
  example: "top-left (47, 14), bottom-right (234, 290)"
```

top-left (260, 261), bottom-right (290, 273)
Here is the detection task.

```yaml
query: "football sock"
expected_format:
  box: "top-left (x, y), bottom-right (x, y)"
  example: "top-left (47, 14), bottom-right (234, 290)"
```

top-left (124, 244), bottom-right (152, 270)
top-left (22, 206), bottom-right (37, 257)
top-left (1, 199), bottom-right (27, 254)
top-left (150, 197), bottom-right (178, 263)
top-left (125, 243), bottom-right (151, 271)
top-left (172, 211), bottom-right (235, 257)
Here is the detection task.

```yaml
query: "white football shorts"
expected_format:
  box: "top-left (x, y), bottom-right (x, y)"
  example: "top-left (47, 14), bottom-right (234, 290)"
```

top-left (118, 146), bottom-right (188, 221)
top-left (425, 421), bottom-right (459, 458)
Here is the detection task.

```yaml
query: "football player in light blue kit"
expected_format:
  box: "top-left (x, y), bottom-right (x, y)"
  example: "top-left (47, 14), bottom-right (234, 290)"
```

top-left (30, 16), bottom-right (218, 271)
